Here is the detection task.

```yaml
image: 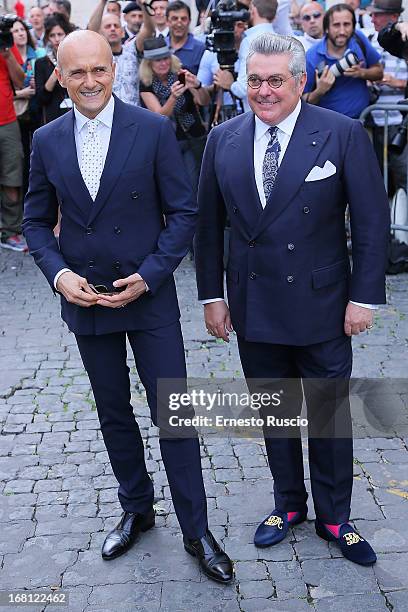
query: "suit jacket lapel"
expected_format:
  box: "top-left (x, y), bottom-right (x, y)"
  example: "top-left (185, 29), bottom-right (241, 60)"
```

top-left (251, 102), bottom-right (331, 239)
top-left (226, 113), bottom-right (263, 236)
top-left (87, 98), bottom-right (139, 225)
top-left (57, 111), bottom-right (93, 220)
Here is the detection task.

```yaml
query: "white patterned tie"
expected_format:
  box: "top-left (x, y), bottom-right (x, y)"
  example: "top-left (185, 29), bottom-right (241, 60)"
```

top-left (80, 119), bottom-right (103, 201)
top-left (262, 126), bottom-right (281, 204)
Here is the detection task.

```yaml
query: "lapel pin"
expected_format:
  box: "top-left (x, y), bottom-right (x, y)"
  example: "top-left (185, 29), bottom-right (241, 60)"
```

top-left (312, 141), bottom-right (317, 146)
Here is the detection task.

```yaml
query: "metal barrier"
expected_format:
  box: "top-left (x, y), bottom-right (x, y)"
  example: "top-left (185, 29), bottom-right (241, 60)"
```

top-left (359, 103), bottom-right (408, 234)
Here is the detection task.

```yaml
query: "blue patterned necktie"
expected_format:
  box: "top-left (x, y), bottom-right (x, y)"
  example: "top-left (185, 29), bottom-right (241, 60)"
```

top-left (262, 126), bottom-right (281, 204)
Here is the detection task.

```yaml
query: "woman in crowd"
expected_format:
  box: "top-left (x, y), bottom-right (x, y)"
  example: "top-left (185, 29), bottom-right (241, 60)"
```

top-left (11, 18), bottom-right (45, 193)
top-left (34, 14), bottom-right (74, 124)
top-left (139, 37), bottom-right (209, 197)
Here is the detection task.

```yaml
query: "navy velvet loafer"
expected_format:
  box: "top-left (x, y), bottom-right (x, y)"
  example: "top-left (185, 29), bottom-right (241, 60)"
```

top-left (254, 508), bottom-right (307, 548)
top-left (315, 519), bottom-right (377, 566)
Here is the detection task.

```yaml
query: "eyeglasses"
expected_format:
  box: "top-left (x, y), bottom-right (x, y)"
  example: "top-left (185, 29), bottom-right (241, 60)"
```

top-left (301, 12), bottom-right (322, 21)
top-left (247, 74), bottom-right (302, 89)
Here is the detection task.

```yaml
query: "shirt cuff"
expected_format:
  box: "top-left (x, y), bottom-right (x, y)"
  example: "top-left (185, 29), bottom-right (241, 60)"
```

top-left (350, 301), bottom-right (379, 310)
top-left (200, 298), bottom-right (225, 305)
top-left (144, 281), bottom-right (149, 292)
top-left (54, 268), bottom-right (71, 290)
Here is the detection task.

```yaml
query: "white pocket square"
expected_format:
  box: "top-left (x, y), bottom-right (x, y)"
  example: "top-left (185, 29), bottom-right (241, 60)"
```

top-left (305, 160), bottom-right (337, 182)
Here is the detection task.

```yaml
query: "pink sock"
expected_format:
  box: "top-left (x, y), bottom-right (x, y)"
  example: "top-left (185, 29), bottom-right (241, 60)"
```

top-left (287, 511), bottom-right (299, 522)
top-left (324, 523), bottom-right (343, 537)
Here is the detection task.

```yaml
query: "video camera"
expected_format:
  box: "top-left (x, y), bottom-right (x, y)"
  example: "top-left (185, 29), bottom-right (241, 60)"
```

top-left (206, 0), bottom-right (249, 72)
top-left (0, 15), bottom-right (18, 51)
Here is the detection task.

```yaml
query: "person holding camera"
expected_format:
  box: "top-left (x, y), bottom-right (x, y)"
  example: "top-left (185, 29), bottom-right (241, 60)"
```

top-left (140, 37), bottom-right (209, 196)
top-left (303, 3), bottom-right (383, 118)
top-left (0, 18), bottom-right (27, 252)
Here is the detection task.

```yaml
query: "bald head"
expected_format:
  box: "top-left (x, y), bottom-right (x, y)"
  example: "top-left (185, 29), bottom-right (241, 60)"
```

top-left (300, 1), bottom-right (324, 38)
top-left (57, 30), bottom-right (112, 72)
top-left (100, 13), bottom-right (123, 48)
top-left (55, 30), bottom-right (115, 120)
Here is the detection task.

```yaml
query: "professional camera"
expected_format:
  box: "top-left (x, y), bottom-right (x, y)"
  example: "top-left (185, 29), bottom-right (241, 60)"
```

top-left (317, 50), bottom-right (359, 79)
top-left (206, 0), bottom-right (249, 72)
top-left (0, 15), bottom-right (18, 51)
top-left (389, 99), bottom-right (408, 155)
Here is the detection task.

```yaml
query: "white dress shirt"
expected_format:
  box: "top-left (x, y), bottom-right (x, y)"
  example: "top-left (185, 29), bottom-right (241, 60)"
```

top-left (201, 101), bottom-right (375, 310)
top-left (254, 100), bottom-right (301, 209)
top-left (53, 97), bottom-right (115, 290)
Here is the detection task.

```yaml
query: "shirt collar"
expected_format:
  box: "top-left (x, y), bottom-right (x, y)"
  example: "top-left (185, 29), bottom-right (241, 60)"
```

top-left (167, 33), bottom-right (193, 50)
top-left (74, 95), bottom-right (115, 133)
top-left (254, 99), bottom-right (302, 142)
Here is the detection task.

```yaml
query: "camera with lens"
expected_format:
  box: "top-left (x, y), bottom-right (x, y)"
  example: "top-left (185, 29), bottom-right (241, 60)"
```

top-left (0, 15), bottom-right (18, 51)
top-left (389, 99), bottom-right (408, 155)
top-left (206, 0), bottom-right (250, 73)
top-left (317, 50), bottom-right (359, 79)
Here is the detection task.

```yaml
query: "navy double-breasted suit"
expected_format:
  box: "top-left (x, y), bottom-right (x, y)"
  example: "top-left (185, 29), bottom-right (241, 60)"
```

top-left (195, 102), bottom-right (390, 523)
top-left (23, 97), bottom-right (208, 538)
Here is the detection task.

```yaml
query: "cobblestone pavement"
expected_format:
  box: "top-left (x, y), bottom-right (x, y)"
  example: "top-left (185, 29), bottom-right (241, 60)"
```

top-left (1, 250), bottom-right (408, 612)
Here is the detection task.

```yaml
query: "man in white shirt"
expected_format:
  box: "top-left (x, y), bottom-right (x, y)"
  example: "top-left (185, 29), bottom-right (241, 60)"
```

top-left (295, 1), bottom-right (324, 52)
top-left (195, 32), bottom-right (389, 567)
top-left (23, 29), bottom-right (233, 586)
top-left (213, 0), bottom-right (293, 111)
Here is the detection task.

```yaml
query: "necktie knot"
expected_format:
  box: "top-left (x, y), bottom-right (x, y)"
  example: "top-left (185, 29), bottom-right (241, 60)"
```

top-left (268, 126), bottom-right (278, 140)
top-left (86, 119), bottom-right (99, 136)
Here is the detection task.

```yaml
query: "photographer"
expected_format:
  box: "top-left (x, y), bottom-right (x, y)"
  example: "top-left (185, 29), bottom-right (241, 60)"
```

top-left (0, 17), bottom-right (27, 252)
top-left (140, 37), bottom-right (209, 197)
top-left (213, 0), bottom-right (279, 112)
top-left (304, 3), bottom-right (383, 118)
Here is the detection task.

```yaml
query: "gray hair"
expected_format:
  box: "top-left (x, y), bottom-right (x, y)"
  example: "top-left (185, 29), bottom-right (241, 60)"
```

top-left (246, 33), bottom-right (306, 82)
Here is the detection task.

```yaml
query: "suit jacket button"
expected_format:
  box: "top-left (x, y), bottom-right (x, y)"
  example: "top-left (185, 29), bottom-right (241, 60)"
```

top-left (131, 191), bottom-right (139, 199)
top-left (113, 261), bottom-right (121, 270)
top-left (288, 243), bottom-right (295, 251)
top-left (287, 275), bottom-right (294, 283)
top-left (303, 206), bottom-right (310, 214)
top-left (248, 240), bottom-right (255, 247)
top-left (249, 272), bottom-right (257, 280)
top-left (86, 227), bottom-right (92, 235)
top-left (233, 206), bottom-right (238, 213)
top-left (114, 226), bottom-right (121, 234)
top-left (88, 260), bottom-right (95, 267)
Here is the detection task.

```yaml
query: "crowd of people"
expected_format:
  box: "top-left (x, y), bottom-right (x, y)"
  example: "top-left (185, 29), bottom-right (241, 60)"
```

top-left (0, 0), bottom-right (407, 253)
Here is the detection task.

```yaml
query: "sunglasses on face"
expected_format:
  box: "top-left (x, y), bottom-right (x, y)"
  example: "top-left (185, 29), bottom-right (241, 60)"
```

top-left (302, 12), bottom-right (322, 21)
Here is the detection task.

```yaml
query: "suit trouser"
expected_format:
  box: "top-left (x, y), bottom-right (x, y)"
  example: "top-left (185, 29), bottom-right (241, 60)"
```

top-left (75, 321), bottom-right (208, 539)
top-left (237, 335), bottom-right (353, 524)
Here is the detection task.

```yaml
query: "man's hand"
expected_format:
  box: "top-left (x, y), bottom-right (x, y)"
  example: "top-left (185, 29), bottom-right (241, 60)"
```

top-left (344, 302), bottom-right (374, 336)
top-left (381, 73), bottom-right (406, 88)
top-left (0, 48), bottom-right (11, 59)
top-left (96, 273), bottom-right (147, 308)
top-left (315, 66), bottom-right (335, 94)
top-left (204, 301), bottom-right (233, 343)
top-left (343, 63), bottom-right (366, 79)
top-left (396, 21), bottom-right (408, 42)
top-left (213, 68), bottom-right (234, 91)
top-left (56, 271), bottom-right (99, 307)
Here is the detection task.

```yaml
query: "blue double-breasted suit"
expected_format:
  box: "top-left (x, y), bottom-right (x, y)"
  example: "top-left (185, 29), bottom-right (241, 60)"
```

top-left (195, 102), bottom-right (390, 522)
top-left (23, 96), bottom-right (208, 538)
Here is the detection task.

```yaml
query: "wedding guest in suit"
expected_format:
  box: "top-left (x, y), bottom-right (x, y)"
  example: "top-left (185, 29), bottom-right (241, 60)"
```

top-left (23, 29), bottom-right (233, 585)
top-left (195, 32), bottom-right (390, 566)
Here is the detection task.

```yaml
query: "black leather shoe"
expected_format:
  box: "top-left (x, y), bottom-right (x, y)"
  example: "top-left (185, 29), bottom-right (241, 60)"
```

top-left (101, 509), bottom-right (155, 560)
top-left (184, 529), bottom-right (233, 584)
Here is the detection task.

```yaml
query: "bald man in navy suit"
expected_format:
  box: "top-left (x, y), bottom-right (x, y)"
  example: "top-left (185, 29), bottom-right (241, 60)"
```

top-left (23, 30), bottom-right (233, 584)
